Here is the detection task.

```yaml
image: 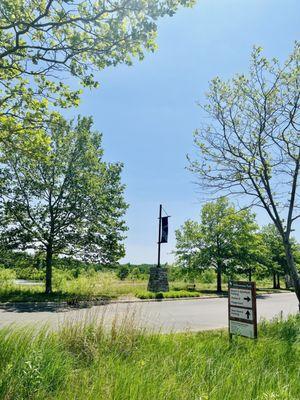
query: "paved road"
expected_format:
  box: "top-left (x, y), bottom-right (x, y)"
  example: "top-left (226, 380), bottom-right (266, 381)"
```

top-left (0, 293), bottom-right (298, 333)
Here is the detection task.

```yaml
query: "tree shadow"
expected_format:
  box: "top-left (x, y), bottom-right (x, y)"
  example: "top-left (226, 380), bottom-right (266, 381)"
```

top-left (200, 289), bottom-right (228, 296)
top-left (0, 298), bottom-right (112, 313)
top-left (0, 302), bottom-right (69, 313)
top-left (0, 289), bottom-right (112, 313)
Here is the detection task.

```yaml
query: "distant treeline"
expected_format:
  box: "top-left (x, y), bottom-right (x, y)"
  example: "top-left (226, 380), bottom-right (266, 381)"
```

top-left (0, 250), bottom-right (112, 280)
top-left (0, 249), bottom-right (158, 281)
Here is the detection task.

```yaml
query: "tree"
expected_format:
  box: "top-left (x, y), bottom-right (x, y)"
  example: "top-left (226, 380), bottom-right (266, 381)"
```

top-left (0, 0), bottom-right (194, 146)
top-left (189, 43), bottom-right (300, 306)
top-left (260, 224), bottom-right (287, 289)
top-left (0, 0), bottom-right (194, 81)
top-left (0, 115), bottom-right (127, 293)
top-left (174, 219), bottom-right (203, 270)
top-left (260, 224), bottom-right (300, 289)
top-left (175, 198), bottom-right (259, 291)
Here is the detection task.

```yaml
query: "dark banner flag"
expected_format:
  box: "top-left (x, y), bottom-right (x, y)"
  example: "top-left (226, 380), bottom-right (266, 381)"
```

top-left (160, 216), bottom-right (169, 243)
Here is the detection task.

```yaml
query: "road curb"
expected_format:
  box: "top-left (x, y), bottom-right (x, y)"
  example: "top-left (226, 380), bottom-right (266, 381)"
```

top-left (0, 291), bottom-right (290, 311)
top-left (0, 295), bottom-right (226, 310)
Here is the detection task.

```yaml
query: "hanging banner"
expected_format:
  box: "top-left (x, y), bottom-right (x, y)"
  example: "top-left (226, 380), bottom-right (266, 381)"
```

top-left (160, 216), bottom-right (169, 243)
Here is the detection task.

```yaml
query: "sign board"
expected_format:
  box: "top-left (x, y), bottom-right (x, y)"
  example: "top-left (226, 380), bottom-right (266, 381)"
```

top-left (228, 281), bottom-right (257, 339)
top-left (229, 288), bottom-right (252, 308)
top-left (230, 307), bottom-right (253, 321)
top-left (229, 321), bottom-right (255, 339)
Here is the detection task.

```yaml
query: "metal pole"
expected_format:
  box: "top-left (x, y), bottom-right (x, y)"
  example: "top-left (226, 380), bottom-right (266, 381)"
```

top-left (157, 204), bottom-right (162, 267)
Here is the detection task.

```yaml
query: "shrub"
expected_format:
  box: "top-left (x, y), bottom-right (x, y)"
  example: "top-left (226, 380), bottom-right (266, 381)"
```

top-left (52, 269), bottom-right (74, 291)
top-left (0, 268), bottom-right (16, 288)
top-left (15, 267), bottom-right (45, 281)
top-left (167, 266), bottom-right (184, 281)
top-left (129, 267), bottom-right (141, 280)
top-left (136, 291), bottom-right (155, 299)
top-left (200, 269), bottom-right (215, 284)
top-left (116, 265), bottom-right (129, 280)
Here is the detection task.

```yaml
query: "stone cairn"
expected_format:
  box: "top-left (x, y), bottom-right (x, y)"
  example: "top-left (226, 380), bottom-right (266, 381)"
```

top-left (147, 266), bottom-right (169, 292)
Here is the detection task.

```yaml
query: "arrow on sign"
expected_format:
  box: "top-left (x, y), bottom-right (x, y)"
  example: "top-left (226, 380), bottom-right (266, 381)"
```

top-left (244, 296), bottom-right (251, 302)
top-left (246, 310), bottom-right (251, 319)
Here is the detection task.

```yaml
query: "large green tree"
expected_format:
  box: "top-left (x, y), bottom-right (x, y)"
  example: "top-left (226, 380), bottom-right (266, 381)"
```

top-left (0, 0), bottom-right (194, 146)
top-left (174, 219), bottom-right (204, 282)
top-left (189, 43), bottom-right (300, 307)
top-left (175, 198), bottom-right (260, 292)
top-left (0, 115), bottom-right (127, 293)
top-left (260, 224), bottom-right (300, 289)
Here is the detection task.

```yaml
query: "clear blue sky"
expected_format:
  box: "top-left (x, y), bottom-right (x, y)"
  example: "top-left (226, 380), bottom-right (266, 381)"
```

top-left (77, 0), bottom-right (300, 264)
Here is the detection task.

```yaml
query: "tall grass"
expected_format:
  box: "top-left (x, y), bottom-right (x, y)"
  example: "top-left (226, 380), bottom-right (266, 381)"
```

top-left (0, 314), bottom-right (299, 400)
top-left (0, 269), bottom-right (287, 303)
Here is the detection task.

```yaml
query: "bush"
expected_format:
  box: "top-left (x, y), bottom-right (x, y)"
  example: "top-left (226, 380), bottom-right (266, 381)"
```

top-left (129, 267), bottom-right (141, 280)
top-left (0, 268), bottom-right (16, 287)
top-left (52, 268), bottom-right (74, 291)
top-left (199, 269), bottom-right (215, 284)
top-left (15, 267), bottom-right (45, 281)
top-left (168, 266), bottom-right (184, 281)
top-left (116, 265), bottom-right (129, 280)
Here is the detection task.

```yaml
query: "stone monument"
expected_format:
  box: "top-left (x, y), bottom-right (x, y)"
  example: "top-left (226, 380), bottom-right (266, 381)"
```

top-left (147, 266), bottom-right (169, 292)
top-left (147, 204), bottom-right (170, 292)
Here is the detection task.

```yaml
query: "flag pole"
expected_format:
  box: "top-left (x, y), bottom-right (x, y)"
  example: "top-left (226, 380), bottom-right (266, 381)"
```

top-left (157, 204), bottom-right (162, 267)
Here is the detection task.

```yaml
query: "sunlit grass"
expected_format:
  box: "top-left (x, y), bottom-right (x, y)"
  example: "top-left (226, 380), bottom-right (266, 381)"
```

top-left (0, 314), bottom-right (299, 400)
top-left (0, 270), bottom-right (291, 303)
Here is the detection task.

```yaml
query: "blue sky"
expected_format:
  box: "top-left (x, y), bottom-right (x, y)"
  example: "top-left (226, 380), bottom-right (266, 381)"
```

top-left (77, 0), bottom-right (300, 264)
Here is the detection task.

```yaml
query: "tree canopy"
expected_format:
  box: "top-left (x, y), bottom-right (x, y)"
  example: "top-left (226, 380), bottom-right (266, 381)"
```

top-left (0, 115), bottom-right (127, 293)
top-left (0, 0), bottom-right (194, 148)
top-left (175, 197), bottom-right (260, 291)
top-left (260, 224), bottom-right (300, 288)
top-left (189, 43), bottom-right (300, 304)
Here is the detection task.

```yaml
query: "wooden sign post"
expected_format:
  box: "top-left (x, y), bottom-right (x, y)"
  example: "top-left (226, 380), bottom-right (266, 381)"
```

top-left (228, 281), bottom-right (257, 339)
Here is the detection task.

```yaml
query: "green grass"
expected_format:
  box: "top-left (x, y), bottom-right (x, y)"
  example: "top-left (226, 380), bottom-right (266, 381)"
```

top-left (0, 315), bottom-right (299, 400)
top-left (0, 272), bottom-right (144, 302)
top-left (0, 270), bottom-right (292, 303)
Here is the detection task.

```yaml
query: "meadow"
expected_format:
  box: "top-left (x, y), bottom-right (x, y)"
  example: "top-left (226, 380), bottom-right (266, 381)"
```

top-left (0, 267), bottom-right (289, 303)
top-left (0, 314), bottom-right (299, 400)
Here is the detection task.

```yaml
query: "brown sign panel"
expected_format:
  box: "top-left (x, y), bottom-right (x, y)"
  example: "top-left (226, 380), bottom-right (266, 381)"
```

top-left (228, 281), bottom-right (257, 339)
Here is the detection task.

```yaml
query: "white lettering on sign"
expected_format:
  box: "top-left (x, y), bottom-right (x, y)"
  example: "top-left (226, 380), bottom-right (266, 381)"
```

top-left (229, 288), bottom-right (252, 308)
top-left (229, 320), bottom-right (255, 339)
top-left (230, 307), bottom-right (253, 321)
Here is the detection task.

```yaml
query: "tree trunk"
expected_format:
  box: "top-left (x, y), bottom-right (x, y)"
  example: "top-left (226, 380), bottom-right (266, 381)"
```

top-left (276, 273), bottom-right (280, 289)
top-left (283, 240), bottom-right (300, 310)
top-left (216, 262), bottom-right (222, 292)
top-left (273, 272), bottom-right (277, 289)
top-left (284, 274), bottom-right (293, 289)
top-left (45, 244), bottom-right (53, 294)
top-left (248, 269), bottom-right (252, 282)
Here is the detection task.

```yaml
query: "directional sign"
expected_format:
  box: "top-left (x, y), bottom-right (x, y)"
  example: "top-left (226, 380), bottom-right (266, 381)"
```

top-left (230, 307), bottom-right (253, 321)
top-left (229, 288), bottom-right (252, 308)
top-left (228, 281), bottom-right (257, 339)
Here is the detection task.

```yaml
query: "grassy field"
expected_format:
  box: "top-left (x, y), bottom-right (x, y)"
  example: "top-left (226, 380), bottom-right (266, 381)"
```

top-left (0, 270), bottom-right (289, 303)
top-left (0, 314), bottom-right (299, 400)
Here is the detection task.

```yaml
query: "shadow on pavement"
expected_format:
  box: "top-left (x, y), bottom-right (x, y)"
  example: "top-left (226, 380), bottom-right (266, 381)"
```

top-left (0, 299), bottom-right (111, 313)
